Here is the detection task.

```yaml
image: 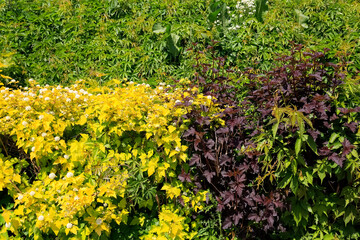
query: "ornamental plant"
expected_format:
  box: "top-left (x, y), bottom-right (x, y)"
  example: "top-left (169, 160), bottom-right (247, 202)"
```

top-left (0, 78), bottom-right (215, 239)
top-left (247, 44), bottom-right (360, 239)
top-left (180, 42), bottom-right (360, 239)
top-left (180, 41), bottom-right (287, 239)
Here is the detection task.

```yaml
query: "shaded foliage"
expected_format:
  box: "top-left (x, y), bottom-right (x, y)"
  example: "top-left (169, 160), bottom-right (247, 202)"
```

top-left (179, 42), bottom-right (360, 239)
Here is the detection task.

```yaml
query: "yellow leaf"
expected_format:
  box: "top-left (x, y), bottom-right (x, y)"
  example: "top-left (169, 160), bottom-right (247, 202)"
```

top-left (77, 115), bottom-right (87, 125)
top-left (180, 153), bottom-right (187, 162)
top-left (147, 158), bottom-right (158, 176)
top-left (13, 174), bottom-right (21, 183)
top-left (146, 132), bottom-right (152, 139)
top-left (99, 143), bottom-right (106, 153)
top-left (161, 183), bottom-right (181, 199)
top-left (95, 226), bottom-right (102, 236)
top-left (168, 125), bottom-right (176, 133)
top-left (1, 208), bottom-right (11, 222)
top-left (164, 146), bottom-right (170, 155)
top-left (169, 150), bottom-right (178, 158)
top-left (132, 149), bottom-right (138, 158)
top-left (147, 149), bottom-right (154, 158)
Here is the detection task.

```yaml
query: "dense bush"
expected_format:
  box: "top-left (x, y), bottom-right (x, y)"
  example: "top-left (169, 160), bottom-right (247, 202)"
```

top-left (1, 0), bottom-right (359, 85)
top-left (0, 79), bottom-right (216, 239)
top-left (177, 42), bottom-right (360, 239)
top-left (1, 0), bottom-right (360, 239)
top-left (1, 44), bottom-right (360, 239)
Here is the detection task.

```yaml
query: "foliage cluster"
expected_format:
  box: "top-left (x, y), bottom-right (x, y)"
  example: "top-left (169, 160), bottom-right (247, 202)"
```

top-left (0, 79), bottom-right (215, 239)
top-left (180, 42), bottom-right (360, 239)
top-left (1, 0), bottom-right (359, 85)
top-left (0, 0), bottom-right (360, 239)
top-left (0, 43), bottom-right (360, 239)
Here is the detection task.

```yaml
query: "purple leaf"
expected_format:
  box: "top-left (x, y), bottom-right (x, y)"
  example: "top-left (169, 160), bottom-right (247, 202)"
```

top-left (203, 170), bottom-right (216, 183)
top-left (189, 154), bottom-right (201, 166)
top-left (183, 127), bottom-right (197, 138)
top-left (328, 152), bottom-right (345, 167)
top-left (204, 151), bottom-right (216, 161)
top-left (344, 122), bottom-right (358, 133)
top-left (342, 138), bottom-right (355, 156)
top-left (178, 169), bottom-right (192, 183)
top-left (222, 217), bottom-right (233, 229)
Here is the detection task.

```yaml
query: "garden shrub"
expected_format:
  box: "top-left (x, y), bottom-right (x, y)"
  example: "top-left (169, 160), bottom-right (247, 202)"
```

top-left (0, 78), bottom-right (217, 239)
top-left (179, 42), bottom-right (360, 239)
top-left (179, 41), bottom-right (288, 239)
top-left (248, 44), bottom-right (360, 239)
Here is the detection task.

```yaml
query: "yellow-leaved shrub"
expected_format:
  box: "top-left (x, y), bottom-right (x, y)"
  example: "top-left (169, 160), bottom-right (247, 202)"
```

top-left (0, 79), bottom-right (218, 239)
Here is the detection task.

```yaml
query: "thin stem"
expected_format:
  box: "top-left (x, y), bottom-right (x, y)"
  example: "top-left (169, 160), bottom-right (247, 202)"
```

top-left (0, 136), bottom-right (8, 157)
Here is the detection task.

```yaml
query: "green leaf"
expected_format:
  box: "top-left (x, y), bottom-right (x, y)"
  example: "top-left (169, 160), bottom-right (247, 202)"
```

top-left (297, 155), bottom-right (306, 166)
top-left (166, 33), bottom-right (180, 58)
top-left (290, 176), bottom-right (299, 194)
top-left (306, 135), bottom-right (318, 155)
top-left (344, 206), bottom-right (356, 226)
top-left (330, 141), bottom-right (342, 150)
top-left (329, 132), bottom-right (339, 143)
top-left (305, 171), bottom-right (313, 185)
top-left (292, 203), bottom-right (303, 226)
top-left (152, 23), bottom-right (166, 34)
top-left (278, 173), bottom-right (292, 188)
top-left (317, 170), bottom-right (326, 183)
top-left (295, 138), bottom-right (302, 156)
top-left (324, 234), bottom-right (334, 240)
top-left (272, 120), bottom-right (279, 139)
top-left (351, 149), bottom-right (358, 158)
top-left (295, 9), bottom-right (309, 28)
top-left (255, 0), bottom-right (268, 22)
top-left (208, 1), bottom-right (223, 23)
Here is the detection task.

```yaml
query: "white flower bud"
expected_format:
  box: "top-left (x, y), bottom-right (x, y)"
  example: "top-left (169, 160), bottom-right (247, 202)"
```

top-left (5, 222), bottom-right (11, 228)
top-left (64, 154), bottom-right (69, 159)
top-left (25, 106), bottom-right (31, 111)
top-left (49, 173), bottom-right (56, 179)
top-left (30, 191), bottom-right (35, 196)
top-left (38, 215), bottom-right (44, 221)
top-left (66, 223), bottom-right (73, 229)
top-left (54, 136), bottom-right (60, 142)
top-left (66, 172), bottom-right (74, 178)
top-left (18, 194), bottom-right (23, 200)
top-left (96, 218), bottom-right (103, 225)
